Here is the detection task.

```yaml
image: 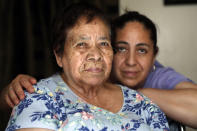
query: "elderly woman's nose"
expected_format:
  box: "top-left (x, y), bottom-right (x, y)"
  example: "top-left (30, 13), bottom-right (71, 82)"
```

top-left (86, 47), bottom-right (102, 61)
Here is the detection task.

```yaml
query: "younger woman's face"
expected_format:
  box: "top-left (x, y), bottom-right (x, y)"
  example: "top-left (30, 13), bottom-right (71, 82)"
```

top-left (112, 21), bottom-right (155, 89)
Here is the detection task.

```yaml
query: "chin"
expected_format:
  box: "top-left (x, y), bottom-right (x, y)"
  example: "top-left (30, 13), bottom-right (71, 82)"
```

top-left (121, 80), bottom-right (139, 90)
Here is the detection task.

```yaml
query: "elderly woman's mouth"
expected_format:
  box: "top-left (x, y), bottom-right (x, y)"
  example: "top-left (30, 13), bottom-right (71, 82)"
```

top-left (85, 68), bottom-right (103, 73)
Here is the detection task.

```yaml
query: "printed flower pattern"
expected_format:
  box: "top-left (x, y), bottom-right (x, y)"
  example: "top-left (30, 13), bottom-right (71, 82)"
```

top-left (6, 74), bottom-right (169, 131)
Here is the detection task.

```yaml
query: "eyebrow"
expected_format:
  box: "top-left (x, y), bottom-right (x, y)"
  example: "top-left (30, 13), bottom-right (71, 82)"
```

top-left (115, 41), bottom-right (129, 45)
top-left (79, 35), bottom-right (90, 40)
top-left (115, 41), bottom-right (150, 47)
top-left (99, 36), bottom-right (110, 40)
top-left (136, 43), bottom-right (150, 48)
top-left (78, 35), bottom-right (109, 41)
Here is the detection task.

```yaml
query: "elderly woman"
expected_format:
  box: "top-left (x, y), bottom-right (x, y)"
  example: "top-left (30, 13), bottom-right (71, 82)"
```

top-left (6, 3), bottom-right (169, 131)
top-left (2, 4), bottom-right (197, 131)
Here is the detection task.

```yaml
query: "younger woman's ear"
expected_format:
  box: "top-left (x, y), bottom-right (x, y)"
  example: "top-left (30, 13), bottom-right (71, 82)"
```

top-left (54, 50), bottom-right (63, 68)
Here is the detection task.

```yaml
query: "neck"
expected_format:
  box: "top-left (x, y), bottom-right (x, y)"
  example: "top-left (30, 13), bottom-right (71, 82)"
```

top-left (61, 73), bottom-right (123, 113)
top-left (61, 73), bottom-right (106, 100)
top-left (71, 84), bottom-right (103, 100)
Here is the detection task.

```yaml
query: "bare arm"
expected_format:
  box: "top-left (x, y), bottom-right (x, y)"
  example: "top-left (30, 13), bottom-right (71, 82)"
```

top-left (139, 81), bottom-right (197, 128)
top-left (0, 74), bottom-right (36, 110)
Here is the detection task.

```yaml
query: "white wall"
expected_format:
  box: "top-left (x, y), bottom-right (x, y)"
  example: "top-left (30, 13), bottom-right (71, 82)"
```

top-left (119, 0), bottom-right (197, 83)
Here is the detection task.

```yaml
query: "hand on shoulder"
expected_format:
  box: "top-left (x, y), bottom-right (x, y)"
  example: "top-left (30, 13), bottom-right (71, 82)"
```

top-left (0, 74), bottom-right (36, 109)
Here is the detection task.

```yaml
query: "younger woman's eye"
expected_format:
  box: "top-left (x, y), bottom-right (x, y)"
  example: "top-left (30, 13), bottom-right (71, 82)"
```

top-left (138, 49), bottom-right (147, 54)
top-left (115, 47), bottom-right (127, 53)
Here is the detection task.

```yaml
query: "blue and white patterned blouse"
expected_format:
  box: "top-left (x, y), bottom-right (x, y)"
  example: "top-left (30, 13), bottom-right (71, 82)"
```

top-left (6, 74), bottom-right (169, 131)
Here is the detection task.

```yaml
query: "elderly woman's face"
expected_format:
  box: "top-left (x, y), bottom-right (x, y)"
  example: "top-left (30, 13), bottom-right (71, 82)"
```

top-left (56, 18), bottom-right (113, 86)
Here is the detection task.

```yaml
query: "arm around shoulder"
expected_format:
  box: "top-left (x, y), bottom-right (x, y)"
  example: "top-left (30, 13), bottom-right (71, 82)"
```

top-left (139, 82), bottom-right (197, 128)
top-left (0, 74), bottom-right (36, 111)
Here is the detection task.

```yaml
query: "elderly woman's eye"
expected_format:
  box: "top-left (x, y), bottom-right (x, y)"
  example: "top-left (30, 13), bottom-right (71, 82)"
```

top-left (76, 42), bottom-right (86, 47)
top-left (100, 42), bottom-right (109, 46)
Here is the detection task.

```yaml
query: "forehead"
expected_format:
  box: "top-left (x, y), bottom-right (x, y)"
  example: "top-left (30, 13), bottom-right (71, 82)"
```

top-left (67, 17), bottom-right (110, 40)
top-left (115, 21), bottom-right (153, 45)
top-left (119, 21), bottom-right (150, 36)
top-left (75, 17), bottom-right (110, 32)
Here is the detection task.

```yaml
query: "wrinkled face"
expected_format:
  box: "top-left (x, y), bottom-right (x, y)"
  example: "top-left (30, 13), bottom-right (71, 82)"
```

top-left (112, 22), bottom-right (155, 89)
top-left (55, 18), bottom-right (113, 87)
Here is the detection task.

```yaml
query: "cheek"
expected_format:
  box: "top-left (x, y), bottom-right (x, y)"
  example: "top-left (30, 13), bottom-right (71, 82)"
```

top-left (107, 57), bottom-right (113, 72)
top-left (107, 52), bottom-right (114, 64)
top-left (68, 52), bottom-right (85, 71)
top-left (140, 57), bottom-right (154, 73)
top-left (103, 49), bottom-right (113, 61)
top-left (113, 54), bottom-right (124, 68)
top-left (111, 56), bottom-right (122, 75)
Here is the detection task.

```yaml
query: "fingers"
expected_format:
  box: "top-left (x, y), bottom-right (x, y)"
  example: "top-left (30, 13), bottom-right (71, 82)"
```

top-left (7, 87), bottom-right (19, 107)
top-left (5, 94), bottom-right (15, 108)
top-left (19, 76), bottom-right (36, 93)
top-left (30, 77), bottom-right (37, 84)
top-left (13, 80), bottom-right (25, 100)
top-left (0, 87), bottom-right (15, 109)
top-left (6, 74), bottom-right (37, 108)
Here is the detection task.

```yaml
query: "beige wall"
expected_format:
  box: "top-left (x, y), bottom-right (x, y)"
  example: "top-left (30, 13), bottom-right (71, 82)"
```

top-left (119, 0), bottom-right (197, 83)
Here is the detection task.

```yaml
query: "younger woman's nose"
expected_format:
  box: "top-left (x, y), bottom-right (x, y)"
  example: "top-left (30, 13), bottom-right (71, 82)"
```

top-left (125, 52), bottom-right (137, 66)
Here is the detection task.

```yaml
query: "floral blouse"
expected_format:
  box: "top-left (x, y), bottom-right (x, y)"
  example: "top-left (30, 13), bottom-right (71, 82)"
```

top-left (6, 74), bottom-right (169, 131)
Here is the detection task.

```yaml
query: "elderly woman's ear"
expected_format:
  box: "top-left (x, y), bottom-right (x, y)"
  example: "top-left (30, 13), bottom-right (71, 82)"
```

top-left (54, 50), bottom-right (63, 68)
